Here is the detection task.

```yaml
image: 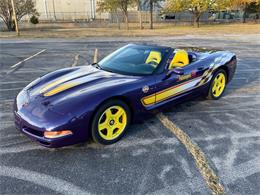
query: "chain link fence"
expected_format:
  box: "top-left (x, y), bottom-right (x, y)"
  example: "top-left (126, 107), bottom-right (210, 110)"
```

top-left (1, 10), bottom-right (259, 31)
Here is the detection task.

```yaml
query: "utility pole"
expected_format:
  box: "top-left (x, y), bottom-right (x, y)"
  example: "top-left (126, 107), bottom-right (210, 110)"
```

top-left (11, 0), bottom-right (20, 36)
top-left (52, 0), bottom-right (57, 20)
top-left (138, 1), bottom-right (143, 30)
top-left (149, 0), bottom-right (153, 29)
top-left (90, 0), bottom-right (95, 20)
top-left (44, 0), bottom-right (49, 19)
top-left (90, 0), bottom-right (93, 20)
top-left (93, 0), bottom-right (96, 19)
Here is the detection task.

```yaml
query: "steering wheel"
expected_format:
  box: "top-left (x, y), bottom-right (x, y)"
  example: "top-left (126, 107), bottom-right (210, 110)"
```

top-left (147, 58), bottom-right (159, 68)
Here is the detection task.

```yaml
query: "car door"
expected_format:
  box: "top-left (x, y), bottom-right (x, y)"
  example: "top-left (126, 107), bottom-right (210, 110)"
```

top-left (153, 61), bottom-right (207, 105)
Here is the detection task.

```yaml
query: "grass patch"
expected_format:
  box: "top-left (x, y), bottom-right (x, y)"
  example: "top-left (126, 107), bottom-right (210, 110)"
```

top-left (1, 23), bottom-right (260, 39)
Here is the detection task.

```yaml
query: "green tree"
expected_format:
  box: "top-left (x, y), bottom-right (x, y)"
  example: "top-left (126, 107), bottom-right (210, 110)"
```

top-left (0, 0), bottom-right (38, 31)
top-left (165, 0), bottom-right (230, 27)
top-left (231, 0), bottom-right (260, 23)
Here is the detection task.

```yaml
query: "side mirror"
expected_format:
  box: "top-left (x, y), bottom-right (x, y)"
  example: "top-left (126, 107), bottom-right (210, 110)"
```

top-left (165, 67), bottom-right (184, 78)
top-left (164, 68), bottom-right (184, 80)
top-left (171, 67), bottom-right (184, 75)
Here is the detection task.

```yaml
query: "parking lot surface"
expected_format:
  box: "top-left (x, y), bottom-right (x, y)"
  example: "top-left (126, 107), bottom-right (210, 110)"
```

top-left (0, 35), bottom-right (260, 194)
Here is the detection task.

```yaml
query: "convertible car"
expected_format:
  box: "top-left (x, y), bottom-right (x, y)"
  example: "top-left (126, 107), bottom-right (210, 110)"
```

top-left (14, 44), bottom-right (237, 147)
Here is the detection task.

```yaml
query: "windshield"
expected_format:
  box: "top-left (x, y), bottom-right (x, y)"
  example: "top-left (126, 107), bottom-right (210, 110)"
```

top-left (98, 45), bottom-right (166, 75)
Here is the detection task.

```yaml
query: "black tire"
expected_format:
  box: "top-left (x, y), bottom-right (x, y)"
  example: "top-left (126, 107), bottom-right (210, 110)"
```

top-left (206, 69), bottom-right (227, 100)
top-left (91, 99), bottom-right (131, 145)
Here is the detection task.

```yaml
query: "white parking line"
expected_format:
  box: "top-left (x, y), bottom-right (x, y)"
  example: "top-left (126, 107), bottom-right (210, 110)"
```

top-left (0, 87), bottom-right (23, 92)
top-left (11, 49), bottom-right (46, 68)
top-left (0, 166), bottom-right (89, 195)
top-left (0, 81), bottom-right (32, 84)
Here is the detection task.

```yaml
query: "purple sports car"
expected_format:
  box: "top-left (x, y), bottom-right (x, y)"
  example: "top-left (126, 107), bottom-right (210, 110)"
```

top-left (14, 44), bottom-right (237, 147)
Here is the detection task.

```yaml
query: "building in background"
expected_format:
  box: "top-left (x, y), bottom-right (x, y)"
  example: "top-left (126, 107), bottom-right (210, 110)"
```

top-left (32, 0), bottom-right (255, 23)
top-left (34, 0), bottom-right (165, 22)
top-left (34, 0), bottom-right (97, 21)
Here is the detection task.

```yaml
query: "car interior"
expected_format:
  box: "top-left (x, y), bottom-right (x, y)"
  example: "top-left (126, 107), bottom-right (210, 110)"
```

top-left (168, 49), bottom-right (190, 69)
top-left (168, 49), bottom-right (197, 70)
top-left (145, 51), bottom-right (162, 66)
top-left (99, 46), bottom-right (197, 75)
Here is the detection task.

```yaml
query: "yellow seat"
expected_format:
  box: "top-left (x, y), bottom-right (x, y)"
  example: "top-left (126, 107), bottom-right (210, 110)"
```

top-left (169, 49), bottom-right (189, 69)
top-left (145, 51), bottom-right (162, 65)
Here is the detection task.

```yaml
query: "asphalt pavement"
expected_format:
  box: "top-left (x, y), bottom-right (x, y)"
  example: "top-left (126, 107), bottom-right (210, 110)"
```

top-left (0, 34), bottom-right (260, 195)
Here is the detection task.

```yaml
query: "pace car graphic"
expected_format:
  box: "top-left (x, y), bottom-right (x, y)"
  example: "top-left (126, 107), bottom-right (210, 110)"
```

top-left (14, 44), bottom-right (237, 147)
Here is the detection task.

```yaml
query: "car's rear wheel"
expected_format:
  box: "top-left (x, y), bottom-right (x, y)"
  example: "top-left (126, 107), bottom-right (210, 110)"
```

top-left (91, 100), bottom-right (131, 145)
top-left (207, 69), bottom-right (227, 100)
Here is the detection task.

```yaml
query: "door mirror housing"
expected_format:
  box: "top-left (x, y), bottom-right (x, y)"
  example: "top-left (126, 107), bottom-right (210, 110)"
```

top-left (164, 67), bottom-right (184, 80)
top-left (171, 67), bottom-right (184, 75)
top-left (167, 67), bottom-right (184, 76)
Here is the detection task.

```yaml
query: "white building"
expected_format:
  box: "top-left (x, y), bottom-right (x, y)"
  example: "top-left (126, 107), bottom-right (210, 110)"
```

top-left (33, 0), bottom-right (165, 22)
top-left (34, 0), bottom-right (97, 21)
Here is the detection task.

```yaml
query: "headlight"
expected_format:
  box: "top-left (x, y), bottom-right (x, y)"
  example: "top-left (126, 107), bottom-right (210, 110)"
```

top-left (16, 90), bottom-right (29, 110)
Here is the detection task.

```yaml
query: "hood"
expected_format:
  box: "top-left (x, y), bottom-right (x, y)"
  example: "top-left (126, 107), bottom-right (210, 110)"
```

top-left (27, 65), bottom-right (139, 99)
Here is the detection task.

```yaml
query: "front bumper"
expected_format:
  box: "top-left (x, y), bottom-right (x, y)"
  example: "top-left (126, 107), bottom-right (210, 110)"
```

top-left (14, 110), bottom-right (82, 148)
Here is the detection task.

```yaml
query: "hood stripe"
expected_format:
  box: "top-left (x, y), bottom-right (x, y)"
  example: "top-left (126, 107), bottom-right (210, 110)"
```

top-left (39, 70), bottom-right (97, 94)
top-left (44, 82), bottom-right (79, 97)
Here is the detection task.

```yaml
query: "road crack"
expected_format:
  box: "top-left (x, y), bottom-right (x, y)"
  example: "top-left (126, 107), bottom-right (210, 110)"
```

top-left (157, 113), bottom-right (225, 195)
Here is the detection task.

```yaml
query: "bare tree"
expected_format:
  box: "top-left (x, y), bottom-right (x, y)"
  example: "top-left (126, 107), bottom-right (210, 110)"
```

top-left (134, 0), bottom-right (143, 29)
top-left (118, 0), bottom-right (134, 30)
top-left (98, 0), bottom-right (134, 30)
top-left (97, 0), bottom-right (121, 29)
top-left (146, 0), bottom-right (161, 29)
top-left (149, 0), bottom-right (153, 29)
top-left (0, 0), bottom-right (38, 31)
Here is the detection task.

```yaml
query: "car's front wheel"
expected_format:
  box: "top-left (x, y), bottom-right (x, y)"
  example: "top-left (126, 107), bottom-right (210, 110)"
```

top-left (207, 69), bottom-right (227, 100)
top-left (91, 100), bottom-right (131, 145)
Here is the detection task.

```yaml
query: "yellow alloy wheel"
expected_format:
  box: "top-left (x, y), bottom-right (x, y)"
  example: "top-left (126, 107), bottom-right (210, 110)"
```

top-left (98, 106), bottom-right (127, 141)
top-left (212, 72), bottom-right (226, 97)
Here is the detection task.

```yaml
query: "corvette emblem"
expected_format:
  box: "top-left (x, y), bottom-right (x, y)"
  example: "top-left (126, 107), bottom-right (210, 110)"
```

top-left (142, 86), bottom-right (149, 93)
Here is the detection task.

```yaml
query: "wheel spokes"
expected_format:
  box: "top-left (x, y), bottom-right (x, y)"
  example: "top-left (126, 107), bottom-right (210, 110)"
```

top-left (98, 106), bottom-right (127, 140)
top-left (106, 126), bottom-right (114, 139)
top-left (98, 122), bottom-right (107, 131)
top-left (212, 73), bottom-right (226, 97)
top-left (115, 108), bottom-right (124, 120)
top-left (115, 122), bottom-right (125, 130)
top-left (212, 81), bottom-right (217, 93)
top-left (105, 108), bottom-right (113, 118)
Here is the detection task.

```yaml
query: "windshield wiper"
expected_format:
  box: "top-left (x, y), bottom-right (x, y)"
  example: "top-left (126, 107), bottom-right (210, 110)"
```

top-left (91, 63), bottom-right (102, 70)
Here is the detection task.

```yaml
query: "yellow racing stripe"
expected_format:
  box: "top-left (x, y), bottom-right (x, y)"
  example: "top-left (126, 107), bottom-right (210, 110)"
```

top-left (142, 76), bottom-right (202, 106)
top-left (40, 78), bottom-right (68, 94)
top-left (44, 82), bottom-right (79, 96)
